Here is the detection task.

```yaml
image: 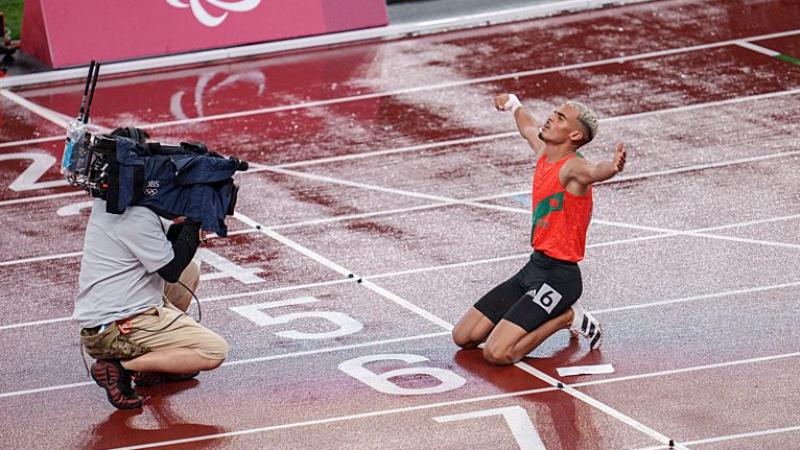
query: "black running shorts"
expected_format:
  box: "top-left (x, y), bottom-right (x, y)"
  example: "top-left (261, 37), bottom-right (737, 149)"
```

top-left (473, 251), bottom-right (583, 332)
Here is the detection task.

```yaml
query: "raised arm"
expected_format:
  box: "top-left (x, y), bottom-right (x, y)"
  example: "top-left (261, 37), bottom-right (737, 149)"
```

top-left (568, 142), bottom-right (627, 186)
top-left (494, 94), bottom-right (545, 155)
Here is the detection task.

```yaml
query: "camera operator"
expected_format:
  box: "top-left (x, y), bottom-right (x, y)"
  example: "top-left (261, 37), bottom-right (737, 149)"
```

top-left (73, 128), bottom-right (229, 410)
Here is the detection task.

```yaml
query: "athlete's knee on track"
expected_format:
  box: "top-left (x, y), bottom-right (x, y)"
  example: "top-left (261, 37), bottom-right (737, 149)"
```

top-left (451, 328), bottom-right (470, 348)
top-left (482, 344), bottom-right (515, 366)
top-left (451, 325), bottom-right (480, 349)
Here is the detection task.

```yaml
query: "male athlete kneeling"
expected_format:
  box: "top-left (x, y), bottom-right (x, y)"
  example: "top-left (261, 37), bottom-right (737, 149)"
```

top-left (452, 94), bottom-right (626, 365)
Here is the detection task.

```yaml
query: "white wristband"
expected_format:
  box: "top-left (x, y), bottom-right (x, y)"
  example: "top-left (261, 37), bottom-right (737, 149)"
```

top-left (504, 94), bottom-right (522, 113)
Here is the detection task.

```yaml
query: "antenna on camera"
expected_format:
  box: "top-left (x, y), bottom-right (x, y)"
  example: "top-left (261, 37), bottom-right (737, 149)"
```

top-left (82, 61), bottom-right (101, 124)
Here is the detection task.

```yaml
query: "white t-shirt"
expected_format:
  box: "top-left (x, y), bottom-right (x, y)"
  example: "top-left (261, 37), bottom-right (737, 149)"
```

top-left (73, 199), bottom-right (174, 328)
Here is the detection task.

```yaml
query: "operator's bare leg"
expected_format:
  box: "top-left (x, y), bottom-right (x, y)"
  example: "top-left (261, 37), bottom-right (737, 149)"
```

top-left (163, 261), bottom-right (200, 312)
top-left (121, 348), bottom-right (223, 374)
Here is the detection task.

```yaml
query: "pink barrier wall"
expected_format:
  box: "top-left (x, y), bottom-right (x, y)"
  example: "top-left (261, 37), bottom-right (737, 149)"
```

top-left (21, 0), bottom-right (388, 68)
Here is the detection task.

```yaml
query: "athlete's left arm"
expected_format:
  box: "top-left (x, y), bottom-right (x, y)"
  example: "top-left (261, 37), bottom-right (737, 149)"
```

top-left (568, 142), bottom-right (627, 185)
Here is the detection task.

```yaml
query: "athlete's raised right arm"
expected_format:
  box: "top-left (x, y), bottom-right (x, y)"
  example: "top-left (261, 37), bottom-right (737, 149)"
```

top-left (494, 93), bottom-right (545, 155)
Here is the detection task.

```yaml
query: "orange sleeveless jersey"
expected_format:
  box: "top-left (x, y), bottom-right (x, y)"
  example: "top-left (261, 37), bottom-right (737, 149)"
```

top-left (530, 153), bottom-right (593, 262)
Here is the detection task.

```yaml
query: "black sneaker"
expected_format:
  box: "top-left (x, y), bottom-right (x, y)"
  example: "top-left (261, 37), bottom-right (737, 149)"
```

top-left (90, 359), bottom-right (142, 409)
top-left (133, 371), bottom-right (200, 387)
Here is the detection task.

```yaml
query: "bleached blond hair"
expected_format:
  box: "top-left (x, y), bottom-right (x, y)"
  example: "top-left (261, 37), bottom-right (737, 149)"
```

top-left (565, 100), bottom-right (598, 146)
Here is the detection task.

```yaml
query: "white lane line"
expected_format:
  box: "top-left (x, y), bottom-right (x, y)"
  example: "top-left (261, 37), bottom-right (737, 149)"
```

top-left (0, 90), bottom-right (70, 129)
top-left (0, 381), bottom-right (96, 399)
top-left (275, 133), bottom-right (517, 169)
top-left (234, 211), bottom-right (453, 330)
top-left (275, 88), bottom-right (800, 169)
top-left (0, 191), bottom-right (84, 207)
top-left (700, 213), bottom-right (800, 232)
top-left (367, 252), bottom-right (530, 280)
top-left (269, 200), bottom-right (459, 230)
top-left (584, 213), bottom-right (800, 254)
top-left (632, 425), bottom-right (800, 450)
top-left (359, 278), bottom-right (454, 330)
top-left (0, 251), bottom-right (83, 267)
top-left (0, 331), bottom-right (451, 399)
top-left (222, 331), bottom-right (451, 367)
top-left (102, 350), bottom-right (800, 450)
top-left (692, 233), bottom-right (800, 250)
top-left (0, 135), bottom-right (64, 149)
top-left (736, 40), bottom-right (781, 57)
top-left (1, 89), bottom-right (113, 135)
top-left (591, 280), bottom-right (800, 315)
top-left (599, 87), bottom-right (800, 124)
top-left (0, 277), bottom-right (354, 332)
top-left (195, 278), bottom-right (352, 305)
top-left (592, 219), bottom-right (800, 251)
top-left (574, 351), bottom-right (800, 391)
top-left (234, 212), bottom-right (352, 277)
top-left (607, 149), bottom-right (800, 184)
top-left (0, 228), bottom-right (258, 267)
top-left (209, 139), bottom-right (800, 258)
top-left (514, 360), bottom-right (688, 449)
top-left (0, 316), bottom-right (74, 331)
top-left (124, 29), bottom-right (800, 130)
top-left (263, 165), bottom-right (526, 215)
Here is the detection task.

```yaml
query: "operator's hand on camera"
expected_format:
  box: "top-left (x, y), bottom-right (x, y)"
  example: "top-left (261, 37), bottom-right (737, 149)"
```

top-left (167, 217), bottom-right (204, 243)
top-left (182, 218), bottom-right (205, 244)
top-left (166, 218), bottom-right (185, 242)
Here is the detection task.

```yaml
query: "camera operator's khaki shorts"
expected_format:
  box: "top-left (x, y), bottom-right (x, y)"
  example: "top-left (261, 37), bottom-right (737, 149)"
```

top-left (81, 262), bottom-right (229, 361)
top-left (124, 304), bottom-right (229, 360)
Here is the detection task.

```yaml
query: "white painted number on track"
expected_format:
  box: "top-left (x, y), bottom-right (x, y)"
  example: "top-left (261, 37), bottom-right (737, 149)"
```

top-left (195, 248), bottom-right (265, 284)
top-left (0, 152), bottom-right (69, 191)
top-left (434, 406), bottom-right (546, 450)
top-left (339, 353), bottom-right (466, 396)
top-left (230, 297), bottom-right (363, 340)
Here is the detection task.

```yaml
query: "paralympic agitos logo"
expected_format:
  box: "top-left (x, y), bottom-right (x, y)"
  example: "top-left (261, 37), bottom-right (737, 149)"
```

top-left (166, 0), bottom-right (262, 27)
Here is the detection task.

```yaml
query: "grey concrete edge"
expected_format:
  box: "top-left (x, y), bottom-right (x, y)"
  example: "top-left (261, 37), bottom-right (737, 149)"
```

top-left (0, 0), bottom-right (653, 89)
